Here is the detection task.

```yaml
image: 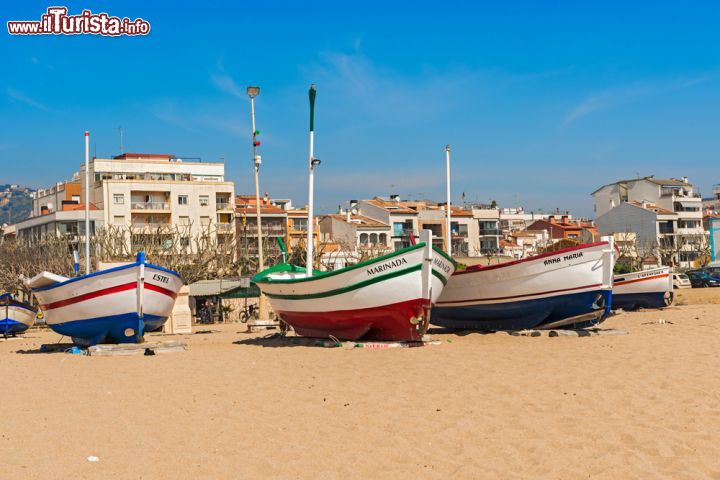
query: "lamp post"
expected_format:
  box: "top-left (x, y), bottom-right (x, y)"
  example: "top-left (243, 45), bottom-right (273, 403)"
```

top-left (247, 86), bottom-right (268, 320)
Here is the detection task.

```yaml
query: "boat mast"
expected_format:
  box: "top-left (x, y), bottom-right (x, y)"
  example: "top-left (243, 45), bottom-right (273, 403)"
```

top-left (84, 131), bottom-right (91, 275)
top-left (306, 84), bottom-right (318, 275)
top-left (444, 144), bottom-right (451, 255)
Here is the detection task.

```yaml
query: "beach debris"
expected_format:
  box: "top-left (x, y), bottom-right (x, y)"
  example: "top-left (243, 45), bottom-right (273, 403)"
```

top-left (66, 346), bottom-right (88, 355)
top-left (641, 319), bottom-right (674, 325)
top-left (86, 456), bottom-right (99, 462)
top-left (508, 328), bottom-right (628, 337)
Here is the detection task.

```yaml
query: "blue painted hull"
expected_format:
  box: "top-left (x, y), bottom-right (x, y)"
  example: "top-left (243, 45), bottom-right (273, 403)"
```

top-left (612, 292), bottom-right (671, 311)
top-left (431, 290), bottom-right (612, 331)
top-left (1, 319), bottom-right (30, 335)
top-left (49, 313), bottom-right (167, 346)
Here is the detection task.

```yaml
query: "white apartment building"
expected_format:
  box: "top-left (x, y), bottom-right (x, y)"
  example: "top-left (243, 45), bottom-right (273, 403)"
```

top-left (84, 153), bottom-right (235, 251)
top-left (593, 176), bottom-right (706, 268)
top-left (358, 197), bottom-right (419, 251)
top-left (473, 207), bottom-right (502, 254)
top-left (319, 211), bottom-right (392, 251)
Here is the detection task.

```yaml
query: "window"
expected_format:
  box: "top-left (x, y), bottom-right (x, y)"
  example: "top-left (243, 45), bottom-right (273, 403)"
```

top-left (113, 216), bottom-right (124, 225)
top-left (360, 233), bottom-right (369, 245)
top-left (293, 218), bottom-right (308, 231)
top-left (178, 195), bottom-right (188, 205)
top-left (180, 237), bottom-right (191, 248)
top-left (199, 195), bottom-right (209, 207)
top-left (179, 216), bottom-right (190, 226)
top-left (72, 195), bottom-right (81, 202)
top-left (379, 233), bottom-right (387, 244)
top-left (393, 221), bottom-right (413, 236)
top-left (113, 194), bottom-right (124, 205)
top-left (370, 233), bottom-right (378, 244)
top-left (200, 216), bottom-right (211, 226)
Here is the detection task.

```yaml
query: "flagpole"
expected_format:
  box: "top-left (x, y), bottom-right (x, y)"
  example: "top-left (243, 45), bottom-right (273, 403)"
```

top-left (306, 84), bottom-right (317, 275)
top-left (84, 131), bottom-right (91, 275)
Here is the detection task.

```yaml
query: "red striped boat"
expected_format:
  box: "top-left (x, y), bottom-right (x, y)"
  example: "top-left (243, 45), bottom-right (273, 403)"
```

top-left (26, 253), bottom-right (183, 345)
top-left (431, 239), bottom-right (616, 331)
top-left (612, 266), bottom-right (673, 310)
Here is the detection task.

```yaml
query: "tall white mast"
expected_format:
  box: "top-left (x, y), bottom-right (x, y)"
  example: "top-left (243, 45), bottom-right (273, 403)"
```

top-left (444, 144), bottom-right (452, 255)
top-left (306, 84), bottom-right (318, 275)
top-left (84, 131), bottom-right (91, 275)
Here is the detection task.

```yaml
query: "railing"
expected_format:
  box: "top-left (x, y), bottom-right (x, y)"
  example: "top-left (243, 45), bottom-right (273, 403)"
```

top-left (132, 201), bottom-right (170, 210)
top-left (216, 202), bottom-right (233, 211)
top-left (131, 223), bottom-right (171, 230)
top-left (216, 223), bottom-right (234, 233)
top-left (479, 228), bottom-right (501, 236)
top-left (243, 225), bottom-right (286, 236)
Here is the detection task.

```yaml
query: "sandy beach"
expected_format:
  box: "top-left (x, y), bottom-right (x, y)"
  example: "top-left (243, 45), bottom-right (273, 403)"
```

top-left (1, 297), bottom-right (719, 479)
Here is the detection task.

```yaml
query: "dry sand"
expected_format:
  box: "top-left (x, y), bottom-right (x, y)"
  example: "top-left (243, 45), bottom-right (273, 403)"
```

top-left (2, 301), bottom-right (720, 479)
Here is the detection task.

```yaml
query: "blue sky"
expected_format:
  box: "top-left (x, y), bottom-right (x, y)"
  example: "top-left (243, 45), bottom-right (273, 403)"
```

top-left (2, 1), bottom-right (719, 217)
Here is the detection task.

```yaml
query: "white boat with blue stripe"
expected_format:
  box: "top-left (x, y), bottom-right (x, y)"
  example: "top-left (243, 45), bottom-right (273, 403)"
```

top-left (612, 266), bottom-right (673, 310)
top-left (431, 238), bottom-right (616, 331)
top-left (26, 253), bottom-right (183, 346)
top-left (1, 293), bottom-right (36, 337)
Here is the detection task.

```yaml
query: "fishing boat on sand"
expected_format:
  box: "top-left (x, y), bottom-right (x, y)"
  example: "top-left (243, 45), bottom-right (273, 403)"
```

top-left (24, 131), bottom-right (183, 346)
top-left (431, 238), bottom-right (616, 331)
top-left (26, 252), bottom-right (183, 345)
top-left (252, 85), bottom-right (455, 341)
top-left (612, 266), bottom-right (673, 310)
top-left (1, 293), bottom-right (36, 337)
top-left (253, 235), bottom-right (456, 341)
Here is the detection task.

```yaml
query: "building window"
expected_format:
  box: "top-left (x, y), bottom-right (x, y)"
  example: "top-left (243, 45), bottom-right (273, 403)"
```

top-left (293, 218), bottom-right (308, 231)
top-left (360, 233), bottom-right (369, 244)
top-left (199, 195), bottom-right (209, 207)
top-left (180, 237), bottom-right (191, 248)
top-left (113, 194), bottom-right (124, 205)
top-left (113, 216), bottom-right (124, 225)
top-left (178, 195), bottom-right (188, 205)
top-left (200, 216), bottom-right (211, 226)
top-left (379, 233), bottom-right (387, 244)
top-left (393, 221), bottom-right (413, 236)
top-left (179, 216), bottom-right (190, 226)
top-left (370, 233), bottom-right (378, 244)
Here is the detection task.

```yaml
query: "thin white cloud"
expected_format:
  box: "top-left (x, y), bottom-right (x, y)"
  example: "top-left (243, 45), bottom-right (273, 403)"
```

top-left (6, 88), bottom-right (55, 112)
top-left (210, 72), bottom-right (246, 99)
top-left (562, 73), bottom-right (720, 126)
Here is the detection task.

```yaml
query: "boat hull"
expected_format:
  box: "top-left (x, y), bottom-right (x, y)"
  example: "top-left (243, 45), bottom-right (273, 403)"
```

top-left (1, 297), bottom-right (36, 336)
top-left (432, 240), bottom-right (616, 331)
top-left (254, 243), bottom-right (456, 341)
top-left (612, 267), bottom-right (673, 310)
top-left (29, 258), bottom-right (183, 346)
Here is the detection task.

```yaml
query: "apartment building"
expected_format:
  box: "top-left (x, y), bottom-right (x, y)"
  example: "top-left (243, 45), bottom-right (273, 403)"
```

top-left (703, 184), bottom-right (720, 214)
top-left (472, 207), bottom-right (502, 254)
top-left (593, 176), bottom-right (705, 268)
top-left (527, 215), bottom-right (597, 242)
top-left (319, 210), bottom-right (392, 252)
top-left (235, 194), bottom-right (287, 260)
top-left (358, 197), bottom-right (419, 251)
top-left (15, 177), bottom-right (103, 242)
top-left (84, 153), bottom-right (234, 252)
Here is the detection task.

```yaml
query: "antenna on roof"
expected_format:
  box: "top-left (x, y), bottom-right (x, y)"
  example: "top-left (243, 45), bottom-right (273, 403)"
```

top-left (118, 126), bottom-right (124, 154)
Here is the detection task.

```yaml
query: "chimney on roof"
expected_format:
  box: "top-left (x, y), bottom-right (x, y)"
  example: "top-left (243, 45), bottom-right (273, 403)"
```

top-left (548, 215), bottom-right (556, 224)
top-left (346, 209), bottom-right (351, 223)
top-left (681, 176), bottom-right (688, 184)
top-left (561, 215), bottom-right (569, 223)
top-left (349, 200), bottom-right (358, 214)
top-left (390, 194), bottom-right (400, 202)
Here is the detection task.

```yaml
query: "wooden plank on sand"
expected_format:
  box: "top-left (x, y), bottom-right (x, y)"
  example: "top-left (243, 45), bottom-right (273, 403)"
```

top-left (88, 341), bottom-right (187, 356)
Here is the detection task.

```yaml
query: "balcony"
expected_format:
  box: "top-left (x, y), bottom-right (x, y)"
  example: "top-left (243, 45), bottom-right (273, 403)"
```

top-left (216, 202), bottom-right (233, 211)
top-left (479, 228), bottom-right (501, 236)
top-left (216, 223), bottom-right (234, 234)
top-left (241, 224), bottom-right (286, 236)
top-left (131, 201), bottom-right (170, 211)
top-left (131, 222), bottom-right (172, 232)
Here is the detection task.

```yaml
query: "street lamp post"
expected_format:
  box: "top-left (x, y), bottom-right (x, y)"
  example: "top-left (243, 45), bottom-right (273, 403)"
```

top-left (247, 86), bottom-right (268, 320)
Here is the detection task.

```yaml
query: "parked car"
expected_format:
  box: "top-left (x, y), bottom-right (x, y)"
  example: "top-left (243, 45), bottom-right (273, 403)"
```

top-left (686, 271), bottom-right (720, 288)
top-left (672, 273), bottom-right (692, 289)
